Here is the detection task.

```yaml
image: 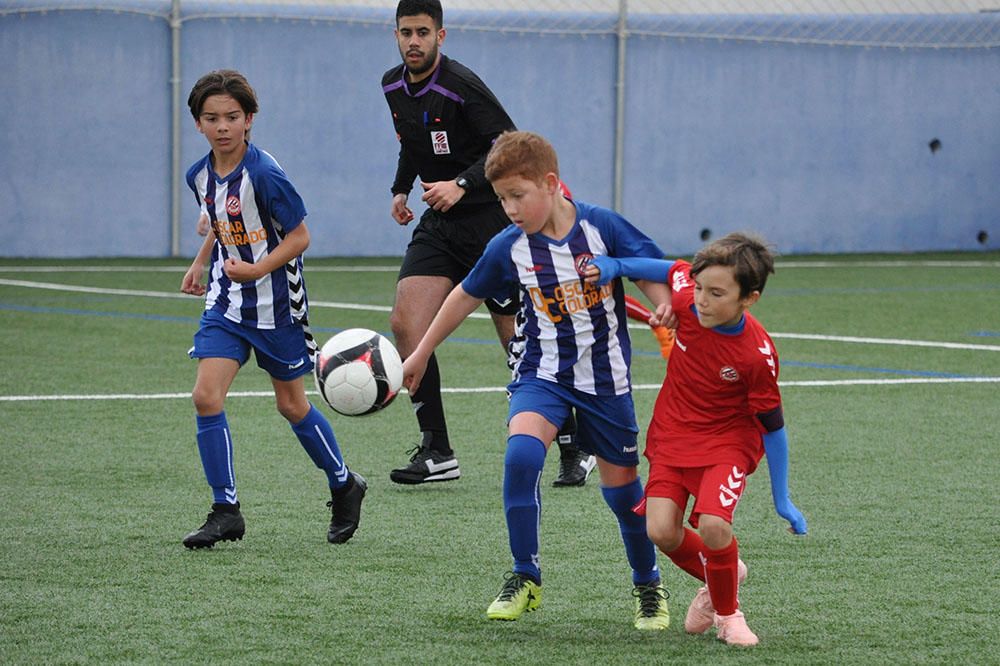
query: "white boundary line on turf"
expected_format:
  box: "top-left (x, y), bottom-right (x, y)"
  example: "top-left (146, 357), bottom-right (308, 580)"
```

top-left (777, 260), bottom-right (1000, 268)
top-left (2, 259), bottom-right (997, 272)
top-left (764, 332), bottom-right (1000, 352)
top-left (0, 278), bottom-right (400, 314)
top-left (3, 277), bottom-right (999, 350)
top-left (3, 376), bottom-right (999, 402)
top-left (0, 265), bottom-right (400, 273)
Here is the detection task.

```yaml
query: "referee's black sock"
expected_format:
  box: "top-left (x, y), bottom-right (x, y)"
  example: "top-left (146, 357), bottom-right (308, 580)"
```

top-left (409, 352), bottom-right (452, 456)
top-left (556, 411), bottom-right (578, 461)
top-left (556, 410), bottom-right (577, 444)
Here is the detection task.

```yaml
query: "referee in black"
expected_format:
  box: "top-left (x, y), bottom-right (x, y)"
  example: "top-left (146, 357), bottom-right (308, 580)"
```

top-left (382, 0), bottom-right (592, 487)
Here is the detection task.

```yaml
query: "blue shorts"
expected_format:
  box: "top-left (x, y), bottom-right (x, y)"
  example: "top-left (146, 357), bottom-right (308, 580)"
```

top-left (507, 378), bottom-right (639, 467)
top-left (189, 310), bottom-right (313, 381)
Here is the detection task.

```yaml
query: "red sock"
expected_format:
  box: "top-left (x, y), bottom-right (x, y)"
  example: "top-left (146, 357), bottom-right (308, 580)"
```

top-left (624, 295), bottom-right (652, 322)
top-left (704, 538), bottom-right (740, 616)
top-left (666, 528), bottom-right (707, 582)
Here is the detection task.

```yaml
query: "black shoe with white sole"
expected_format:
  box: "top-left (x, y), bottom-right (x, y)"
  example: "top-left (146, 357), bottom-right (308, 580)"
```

top-left (389, 445), bottom-right (461, 484)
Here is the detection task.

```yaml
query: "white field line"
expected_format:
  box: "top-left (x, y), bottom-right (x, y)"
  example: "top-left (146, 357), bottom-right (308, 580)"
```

top-left (777, 260), bottom-right (1000, 268)
top-left (0, 278), bottom-right (401, 315)
top-left (764, 332), bottom-right (1000, 352)
top-left (0, 278), bottom-right (477, 317)
top-left (3, 376), bottom-right (1000, 403)
top-left (3, 278), bottom-right (999, 348)
top-left (2, 260), bottom-right (998, 272)
top-left (0, 265), bottom-right (401, 273)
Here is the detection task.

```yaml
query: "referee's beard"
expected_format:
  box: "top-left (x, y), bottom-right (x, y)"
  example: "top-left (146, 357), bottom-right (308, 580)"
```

top-left (404, 45), bottom-right (439, 80)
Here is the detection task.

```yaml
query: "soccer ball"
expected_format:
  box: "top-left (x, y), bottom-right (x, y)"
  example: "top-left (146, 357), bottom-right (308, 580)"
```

top-left (315, 328), bottom-right (403, 416)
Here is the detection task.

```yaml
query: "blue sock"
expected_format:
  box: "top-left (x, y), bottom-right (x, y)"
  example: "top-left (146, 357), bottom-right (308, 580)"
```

top-left (291, 404), bottom-right (348, 489)
top-left (602, 478), bottom-right (660, 586)
top-left (196, 411), bottom-right (237, 505)
top-left (503, 434), bottom-right (547, 584)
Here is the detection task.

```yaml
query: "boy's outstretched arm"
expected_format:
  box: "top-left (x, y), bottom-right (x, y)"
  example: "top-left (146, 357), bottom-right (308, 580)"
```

top-left (584, 255), bottom-right (673, 287)
top-left (585, 256), bottom-right (677, 330)
top-left (633, 280), bottom-right (674, 330)
top-left (760, 424), bottom-right (808, 535)
top-left (402, 284), bottom-right (484, 394)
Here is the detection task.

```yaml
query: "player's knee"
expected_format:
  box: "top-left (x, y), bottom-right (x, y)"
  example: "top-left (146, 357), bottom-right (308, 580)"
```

top-left (646, 520), bottom-right (683, 553)
top-left (275, 395), bottom-right (309, 423)
top-left (388, 308), bottom-right (406, 338)
top-left (698, 515), bottom-right (733, 550)
top-left (504, 434), bottom-right (546, 468)
top-left (388, 311), bottom-right (417, 353)
top-left (191, 386), bottom-right (223, 415)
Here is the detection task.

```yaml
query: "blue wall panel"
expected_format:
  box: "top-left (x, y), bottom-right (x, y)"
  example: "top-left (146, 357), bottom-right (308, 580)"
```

top-left (447, 27), bottom-right (619, 210)
top-left (177, 17), bottom-right (404, 257)
top-left (623, 36), bottom-right (1000, 254)
top-left (1, 10), bottom-right (171, 257)
top-left (1, 6), bottom-right (997, 257)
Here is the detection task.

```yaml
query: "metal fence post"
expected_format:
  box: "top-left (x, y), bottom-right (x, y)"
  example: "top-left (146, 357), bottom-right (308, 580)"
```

top-left (170, 0), bottom-right (182, 257)
top-left (613, 0), bottom-right (627, 213)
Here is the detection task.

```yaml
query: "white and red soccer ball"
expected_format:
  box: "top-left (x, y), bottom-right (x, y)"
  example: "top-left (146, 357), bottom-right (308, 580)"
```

top-left (315, 328), bottom-right (403, 416)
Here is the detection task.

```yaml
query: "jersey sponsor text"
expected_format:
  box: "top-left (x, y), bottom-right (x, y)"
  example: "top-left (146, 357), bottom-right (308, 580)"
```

top-left (528, 281), bottom-right (613, 324)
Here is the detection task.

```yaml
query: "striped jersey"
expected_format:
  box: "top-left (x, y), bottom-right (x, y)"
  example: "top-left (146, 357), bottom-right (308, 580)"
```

top-left (186, 143), bottom-right (309, 329)
top-left (463, 200), bottom-right (664, 396)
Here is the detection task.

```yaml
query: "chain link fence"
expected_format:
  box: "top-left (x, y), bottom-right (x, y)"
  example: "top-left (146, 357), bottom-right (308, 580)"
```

top-left (3, 0), bottom-right (999, 48)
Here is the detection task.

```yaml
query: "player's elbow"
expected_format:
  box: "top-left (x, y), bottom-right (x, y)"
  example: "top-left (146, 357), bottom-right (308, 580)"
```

top-left (295, 222), bottom-right (311, 250)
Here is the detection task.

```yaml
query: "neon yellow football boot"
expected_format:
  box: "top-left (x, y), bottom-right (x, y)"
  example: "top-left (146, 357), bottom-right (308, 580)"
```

top-left (486, 572), bottom-right (542, 620)
top-left (633, 581), bottom-right (671, 630)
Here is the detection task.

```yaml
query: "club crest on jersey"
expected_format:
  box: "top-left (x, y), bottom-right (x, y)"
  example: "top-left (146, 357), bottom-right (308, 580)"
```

top-left (226, 195), bottom-right (241, 216)
top-left (431, 131), bottom-right (450, 155)
top-left (719, 366), bottom-right (739, 382)
top-left (574, 253), bottom-right (594, 276)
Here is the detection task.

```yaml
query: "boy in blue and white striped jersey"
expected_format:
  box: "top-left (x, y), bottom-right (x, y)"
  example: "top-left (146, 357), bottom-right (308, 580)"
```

top-left (180, 70), bottom-right (364, 549)
top-left (401, 130), bottom-right (673, 629)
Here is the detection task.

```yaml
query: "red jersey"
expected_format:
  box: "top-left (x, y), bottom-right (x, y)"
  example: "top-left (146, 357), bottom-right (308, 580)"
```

top-left (645, 261), bottom-right (782, 474)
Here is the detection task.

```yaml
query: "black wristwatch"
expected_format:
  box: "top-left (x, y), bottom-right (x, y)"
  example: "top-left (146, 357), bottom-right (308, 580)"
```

top-left (456, 176), bottom-right (470, 190)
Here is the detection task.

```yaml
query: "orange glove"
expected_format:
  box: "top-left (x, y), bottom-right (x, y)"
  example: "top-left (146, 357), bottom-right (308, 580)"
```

top-left (624, 295), bottom-right (674, 360)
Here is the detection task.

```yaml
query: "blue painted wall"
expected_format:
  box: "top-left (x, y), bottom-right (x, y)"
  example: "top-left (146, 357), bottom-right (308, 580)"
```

top-left (1, 4), bottom-right (997, 257)
top-left (1, 9), bottom-right (172, 257)
top-left (623, 36), bottom-right (1000, 254)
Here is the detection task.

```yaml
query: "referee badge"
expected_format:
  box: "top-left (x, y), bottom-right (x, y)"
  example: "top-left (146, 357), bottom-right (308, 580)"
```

top-left (431, 130), bottom-right (451, 155)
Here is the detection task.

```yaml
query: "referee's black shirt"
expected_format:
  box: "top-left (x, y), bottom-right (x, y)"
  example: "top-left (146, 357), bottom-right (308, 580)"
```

top-left (382, 55), bottom-right (516, 216)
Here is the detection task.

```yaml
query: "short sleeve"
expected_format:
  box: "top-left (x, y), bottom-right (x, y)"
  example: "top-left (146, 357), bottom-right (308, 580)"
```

top-left (462, 231), bottom-right (517, 302)
top-left (262, 163), bottom-right (307, 233)
top-left (746, 332), bottom-right (782, 416)
top-left (250, 148), bottom-right (307, 234)
top-left (590, 207), bottom-right (666, 259)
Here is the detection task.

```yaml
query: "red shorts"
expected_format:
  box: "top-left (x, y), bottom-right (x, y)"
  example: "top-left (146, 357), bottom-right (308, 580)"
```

top-left (644, 463), bottom-right (750, 528)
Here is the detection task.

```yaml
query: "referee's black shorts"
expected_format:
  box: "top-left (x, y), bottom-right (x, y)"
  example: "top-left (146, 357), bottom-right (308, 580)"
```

top-left (398, 204), bottom-right (517, 315)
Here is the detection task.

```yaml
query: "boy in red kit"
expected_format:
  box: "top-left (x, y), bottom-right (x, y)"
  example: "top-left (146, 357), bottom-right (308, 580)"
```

top-left (585, 232), bottom-right (807, 647)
